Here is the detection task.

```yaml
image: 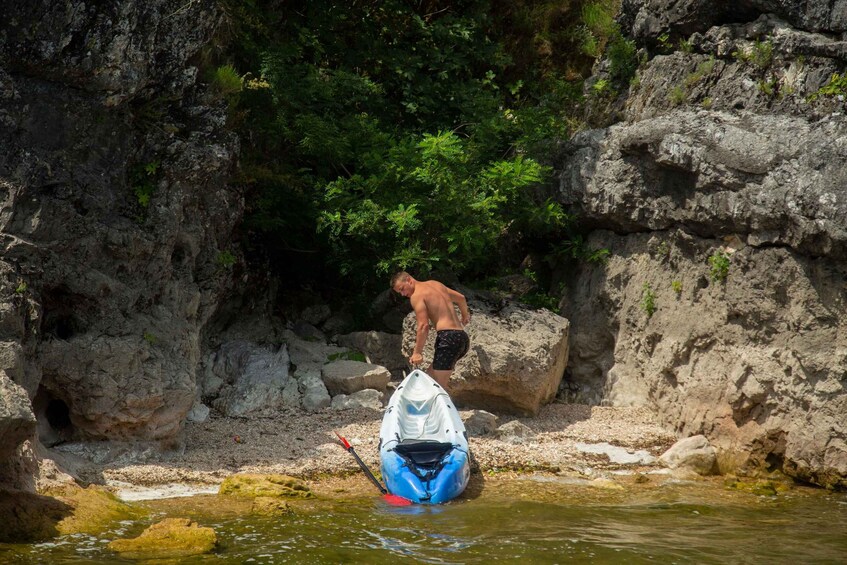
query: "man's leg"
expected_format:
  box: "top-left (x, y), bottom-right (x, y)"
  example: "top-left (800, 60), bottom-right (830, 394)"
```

top-left (429, 369), bottom-right (452, 391)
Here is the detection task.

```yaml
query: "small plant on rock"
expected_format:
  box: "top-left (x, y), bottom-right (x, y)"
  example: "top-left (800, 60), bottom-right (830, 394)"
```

top-left (708, 251), bottom-right (730, 283)
top-left (641, 282), bottom-right (656, 318)
top-left (216, 250), bottom-right (237, 269)
top-left (131, 161), bottom-right (160, 208)
top-left (808, 72), bottom-right (847, 102)
top-left (669, 86), bottom-right (686, 106)
top-left (671, 280), bottom-right (683, 295)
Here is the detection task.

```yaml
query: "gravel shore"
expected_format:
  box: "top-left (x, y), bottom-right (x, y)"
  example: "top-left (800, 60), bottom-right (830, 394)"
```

top-left (76, 402), bottom-right (678, 496)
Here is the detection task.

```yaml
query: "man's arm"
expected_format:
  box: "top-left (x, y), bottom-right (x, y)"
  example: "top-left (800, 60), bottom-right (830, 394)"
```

top-left (446, 287), bottom-right (471, 325)
top-left (410, 295), bottom-right (430, 365)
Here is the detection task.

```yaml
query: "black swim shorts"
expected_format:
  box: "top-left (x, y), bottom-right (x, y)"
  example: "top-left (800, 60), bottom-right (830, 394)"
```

top-left (432, 329), bottom-right (470, 371)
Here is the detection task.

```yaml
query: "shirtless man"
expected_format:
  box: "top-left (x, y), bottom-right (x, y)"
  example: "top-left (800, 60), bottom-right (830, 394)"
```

top-left (391, 271), bottom-right (471, 390)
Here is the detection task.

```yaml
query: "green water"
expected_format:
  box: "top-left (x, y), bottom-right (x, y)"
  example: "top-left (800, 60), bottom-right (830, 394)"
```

top-left (2, 476), bottom-right (846, 564)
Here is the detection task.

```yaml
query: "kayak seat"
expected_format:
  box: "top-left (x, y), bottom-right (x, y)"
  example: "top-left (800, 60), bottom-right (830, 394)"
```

top-left (394, 440), bottom-right (453, 469)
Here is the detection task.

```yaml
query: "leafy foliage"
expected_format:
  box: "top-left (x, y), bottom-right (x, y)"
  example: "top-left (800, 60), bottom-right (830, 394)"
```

top-left (808, 72), bottom-right (847, 101)
top-left (215, 0), bottom-right (610, 302)
top-left (708, 251), bottom-right (730, 283)
top-left (641, 282), bottom-right (656, 317)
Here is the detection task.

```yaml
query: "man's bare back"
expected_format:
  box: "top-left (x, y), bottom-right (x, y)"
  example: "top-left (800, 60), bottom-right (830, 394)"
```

top-left (411, 280), bottom-right (465, 331)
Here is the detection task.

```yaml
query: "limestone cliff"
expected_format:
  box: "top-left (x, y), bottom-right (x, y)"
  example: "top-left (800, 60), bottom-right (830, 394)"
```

top-left (0, 1), bottom-right (241, 487)
top-left (557, 0), bottom-right (846, 488)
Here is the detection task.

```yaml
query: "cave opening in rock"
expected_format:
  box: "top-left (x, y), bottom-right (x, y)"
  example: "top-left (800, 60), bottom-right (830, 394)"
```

top-left (33, 386), bottom-right (75, 446)
top-left (41, 285), bottom-right (90, 340)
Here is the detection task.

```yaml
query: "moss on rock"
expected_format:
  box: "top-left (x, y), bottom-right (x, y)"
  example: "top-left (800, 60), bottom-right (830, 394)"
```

top-left (45, 484), bottom-right (146, 536)
top-left (251, 496), bottom-right (294, 515)
top-left (218, 473), bottom-right (314, 499)
top-left (108, 517), bottom-right (217, 559)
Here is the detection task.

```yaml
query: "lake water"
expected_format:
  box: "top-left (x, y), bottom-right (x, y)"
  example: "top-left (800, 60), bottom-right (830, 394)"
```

top-left (2, 475), bottom-right (846, 564)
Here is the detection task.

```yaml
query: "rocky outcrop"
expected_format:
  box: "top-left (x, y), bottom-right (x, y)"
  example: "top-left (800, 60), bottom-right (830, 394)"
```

top-left (0, 0), bottom-right (240, 486)
top-left (401, 296), bottom-right (570, 415)
top-left (556, 0), bottom-right (847, 488)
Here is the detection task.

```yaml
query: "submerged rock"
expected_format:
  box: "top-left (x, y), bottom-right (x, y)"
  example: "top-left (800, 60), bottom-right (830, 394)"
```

top-left (218, 474), bottom-right (314, 499)
top-left (251, 496), bottom-right (293, 516)
top-left (48, 484), bottom-right (146, 536)
top-left (108, 518), bottom-right (216, 559)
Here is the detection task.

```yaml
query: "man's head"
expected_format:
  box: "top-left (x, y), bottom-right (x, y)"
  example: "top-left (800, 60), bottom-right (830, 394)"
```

top-left (391, 271), bottom-right (414, 297)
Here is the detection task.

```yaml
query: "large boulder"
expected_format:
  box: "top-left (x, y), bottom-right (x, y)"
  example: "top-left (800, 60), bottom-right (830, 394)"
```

top-left (321, 360), bottom-right (390, 396)
top-left (402, 296), bottom-right (569, 415)
top-left (336, 331), bottom-right (407, 374)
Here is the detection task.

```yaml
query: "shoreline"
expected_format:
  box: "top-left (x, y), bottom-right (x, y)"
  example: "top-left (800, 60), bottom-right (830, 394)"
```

top-left (58, 402), bottom-right (681, 499)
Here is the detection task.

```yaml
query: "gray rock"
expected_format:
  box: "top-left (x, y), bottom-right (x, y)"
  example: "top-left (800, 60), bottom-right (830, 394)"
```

top-left (210, 342), bottom-right (290, 416)
top-left (321, 360), bottom-right (391, 396)
top-left (330, 389), bottom-right (384, 411)
top-left (284, 330), bottom-right (348, 369)
top-left (301, 304), bottom-right (331, 326)
top-left (463, 410), bottom-right (499, 436)
top-left (299, 374), bottom-right (331, 413)
top-left (659, 435), bottom-right (718, 475)
top-left (336, 331), bottom-right (406, 372)
top-left (292, 321), bottom-right (326, 342)
top-left (494, 420), bottom-right (535, 444)
top-left (281, 379), bottom-right (301, 409)
top-left (185, 401), bottom-right (210, 424)
top-left (322, 311), bottom-right (355, 336)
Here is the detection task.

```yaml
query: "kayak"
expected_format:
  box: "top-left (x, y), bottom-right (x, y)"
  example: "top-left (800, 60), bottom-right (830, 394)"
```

top-left (379, 369), bottom-right (470, 504)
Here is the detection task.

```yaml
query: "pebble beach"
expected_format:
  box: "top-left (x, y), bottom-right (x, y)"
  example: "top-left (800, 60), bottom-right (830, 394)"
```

top-left (70, 402), bottom-right (679, 499)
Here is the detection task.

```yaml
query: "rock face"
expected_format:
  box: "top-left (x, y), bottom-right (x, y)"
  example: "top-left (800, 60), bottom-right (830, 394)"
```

top-left (556, 0), bottom-right (847, 488)
top-left (0, 0), bottom-right (240, 484)
top-left (402, 296), bottom-right (570, 415)
top-left (208, 342), bottom-right (291, 417)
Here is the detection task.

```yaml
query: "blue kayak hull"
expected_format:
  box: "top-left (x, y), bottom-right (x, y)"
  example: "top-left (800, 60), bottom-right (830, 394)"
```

top-left (381, 449), bottom-right (470, 504)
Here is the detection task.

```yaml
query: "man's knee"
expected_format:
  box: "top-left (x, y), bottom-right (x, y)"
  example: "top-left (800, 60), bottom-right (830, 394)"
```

top-left (429, 369), bottom-right (452, 389)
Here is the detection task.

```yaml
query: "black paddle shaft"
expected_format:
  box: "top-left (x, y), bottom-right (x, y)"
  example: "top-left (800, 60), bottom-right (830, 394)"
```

top-left (346, 445), bottom-right (388, 495)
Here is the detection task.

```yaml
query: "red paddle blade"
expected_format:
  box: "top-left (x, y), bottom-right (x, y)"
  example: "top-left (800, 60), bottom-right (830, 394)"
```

top-left (334, 431), bottom-right (351, 450)
top-left (383, 493), bottom-right (413, 506)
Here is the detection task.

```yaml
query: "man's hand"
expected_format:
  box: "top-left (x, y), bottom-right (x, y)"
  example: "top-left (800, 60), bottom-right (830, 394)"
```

top-left (409, 352), bottom-right (423, 366)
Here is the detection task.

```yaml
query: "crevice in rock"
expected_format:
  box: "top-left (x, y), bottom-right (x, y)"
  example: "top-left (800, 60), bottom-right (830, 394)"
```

top-left (32, 386), bottom-right (74, 447)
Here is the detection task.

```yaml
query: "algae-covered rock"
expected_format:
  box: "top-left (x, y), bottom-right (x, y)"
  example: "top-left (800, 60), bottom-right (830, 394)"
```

top-left (108, 518), bottom-right (216, 559)
top-left (219, 474), bottom-right (314, 499)
top-left (724, 476), bottom-right (788, 497)
top-left (1, 484), bottom-right (145, 543)
top-left (47, 484), bottom-right (146, 536)
top-left (251, 496), bottom-right (294, 515)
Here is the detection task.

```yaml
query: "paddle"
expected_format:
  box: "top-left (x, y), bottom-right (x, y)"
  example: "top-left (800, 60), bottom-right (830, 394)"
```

top-left (334, 431), bottom-right (412, 506)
